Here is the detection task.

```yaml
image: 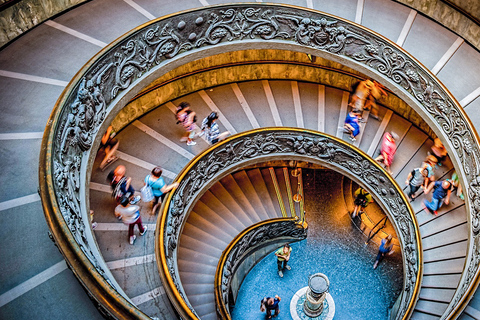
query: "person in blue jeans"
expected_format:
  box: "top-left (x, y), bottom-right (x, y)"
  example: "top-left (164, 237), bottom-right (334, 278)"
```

top-left (423, 179), bottom-right (452, 215)
top-left (260, 295), bottom-right (281, 319)
top-left (373, 235), bottom-right (394, 269)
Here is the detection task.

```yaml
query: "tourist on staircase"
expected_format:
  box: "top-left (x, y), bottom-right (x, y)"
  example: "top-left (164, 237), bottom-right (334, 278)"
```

top-left (144, 166), bottom-right (179, 214)
top-left (275, 244), bottom-right (292, 278)
top-left (115, 196), bottom-right (147, 245)
top-left (373, 235), bottom-right (394, 269)
top-left (99, 125), bottom-right (119, 171)
top-left (343, 109), bottom-right (362, 142)
top-left (349, 79), bottom-right (373, 112)
top-left (405, 162), bottom-right (430, 202)
top-left (364, 80), bottom-right (388, 120)
top-left (375, 132), bottom-right (398, 174)
top-left (200, 111), bottom-right (230, 144)
top-left (352, 187), bottom-right (373, 217)
top-left (430, 138), bottom-right (448, 167)
top-left (423, 179), bottom-right (452, 215)
top-left (175, 101), bottom-right (197, 146)
top-left (108, 165), bottom-right (141, 205)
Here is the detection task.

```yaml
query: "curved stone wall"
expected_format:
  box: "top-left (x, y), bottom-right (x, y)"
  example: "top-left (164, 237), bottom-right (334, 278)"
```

top-left (39, 4), bottom-right (480, 319)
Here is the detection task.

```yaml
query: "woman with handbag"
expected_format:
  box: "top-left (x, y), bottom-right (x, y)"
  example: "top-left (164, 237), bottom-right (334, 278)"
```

top-left (144, 167), bottom-right (179, 214)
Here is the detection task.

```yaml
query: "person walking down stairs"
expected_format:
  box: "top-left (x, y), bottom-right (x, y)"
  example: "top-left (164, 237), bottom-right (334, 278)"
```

top-left (405, 162), bottom-right (430, 202)
top-left (352, 187), bottom-right (373, 218)
top-left (115, 197), bottom-right (147, 245)
top-left (423, 179), bottom-right (452, 216)
top-left (175, 101), bottom-right (197, 146)
top-left (200, 111), bottom-right (230, 144)
top-left (373, 235), bottom-right (394, 269)
top-left (275, 244), bottom-right (292, 278)
top-left (144, 167), bottom-right (179, 214)
top-left (375, 132), bottom-right (398, 174)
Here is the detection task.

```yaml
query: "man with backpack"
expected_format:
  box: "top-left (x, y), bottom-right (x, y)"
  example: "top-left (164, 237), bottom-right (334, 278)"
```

top-left (352, 187), bottom-right (372, 218)
top-left (108, 165), bottom-right (140, 205)
top-left (405, 162), bottom-right (429, 201)
top-left (423, 179), bottom-right (452, 215)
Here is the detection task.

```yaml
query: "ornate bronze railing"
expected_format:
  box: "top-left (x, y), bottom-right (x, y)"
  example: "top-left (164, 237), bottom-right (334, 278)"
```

top-left (157, 128), bottom-right (421, 320)
top-left (39, 3), bottom-right (479, 319)
top-left (215, 217), bottom-right (308, 319)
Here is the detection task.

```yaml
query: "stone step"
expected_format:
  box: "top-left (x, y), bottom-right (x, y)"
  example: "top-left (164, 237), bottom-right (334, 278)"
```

top-left (245, 168), bottom-right (279, 219)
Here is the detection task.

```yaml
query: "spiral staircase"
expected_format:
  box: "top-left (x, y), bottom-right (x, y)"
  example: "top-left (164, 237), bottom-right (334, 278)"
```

top-left (2, 0), bottom-right (480, 320)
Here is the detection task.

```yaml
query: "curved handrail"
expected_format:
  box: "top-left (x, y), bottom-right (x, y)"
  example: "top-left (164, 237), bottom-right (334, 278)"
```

top-left (157, 127), bottom-right (421, 320)
top-left (215, 217), bottom-right (308, 319)
top-left (38, 3), bottom-right (479, 320)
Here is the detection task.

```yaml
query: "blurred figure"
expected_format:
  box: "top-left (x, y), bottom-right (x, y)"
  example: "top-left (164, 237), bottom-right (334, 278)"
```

top-left (260, 295), bottom-right (281, 319)
top-left (344, 109), bottom-right (362, 142)
top-left (373, 235), bottom-right (394, 269)
top-left (200, 111), bottom-right (230, 144)
top-left (405, 162), bottom-right (429, 201)
top-left (99, 125), bottom-right (119, 171)
top-left (108, 165), bottom-right (141, 204)
top-left (423, 179), bottom-right (452, 215)
top-left (176, 102), bottom-right (197, 146)
top-left (375, 132), bottom-right (398, 174)
top-left (430, 138), bottom-right (448, 167)
top-left (365, 80), bottom-right (387, 120)
top-left (451, 171), bottom-right (464, 200)
top-left (115, 196), bottom-right (147, 245)
top-left (349, 79), bottom-right (374, 112)
top-left (144, 167), bottom-right (179, 214)
top-left (352, 187), bottom-right (372, 217)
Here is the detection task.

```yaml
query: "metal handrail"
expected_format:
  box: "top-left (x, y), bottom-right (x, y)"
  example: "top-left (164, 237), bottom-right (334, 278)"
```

top-left (365, 216), bottom-right (388, 245)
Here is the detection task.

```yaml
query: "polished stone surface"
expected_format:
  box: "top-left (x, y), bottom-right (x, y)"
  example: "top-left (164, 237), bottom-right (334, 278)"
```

top-left (231, 170), bottom-right (402, 319)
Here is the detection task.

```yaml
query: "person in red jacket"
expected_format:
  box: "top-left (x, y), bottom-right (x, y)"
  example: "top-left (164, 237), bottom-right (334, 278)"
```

top-left (375, 132), bottom-right (398, 174)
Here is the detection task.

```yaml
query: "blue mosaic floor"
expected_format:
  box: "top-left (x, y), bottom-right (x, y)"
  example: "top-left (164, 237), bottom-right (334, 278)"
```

top-left (231, 170), bottom-right (402, 320)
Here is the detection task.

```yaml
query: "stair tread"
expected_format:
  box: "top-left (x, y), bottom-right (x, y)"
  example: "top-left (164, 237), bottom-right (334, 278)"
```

top-left (391, 125), bottom-right (428, 177)
top-left (423, 241), bottom-right (467, 262)
top-left (419, 205), bottom-right (468, 238)
top-left (246, 168), bottom-right (279, 219)
top-left (177, 259), bottom-right (217, 273)
top-left (178, 246), bottom-right (222, 264)
top-left (200, 190), bottom-right (248, 231)
top-left (209, 181), bottom-right (256, 226)
top-left (186, 210), bottom-right (236, 243)
top-left (414, 299), bottom-right (449, 317)
top-left (182, 221), bottom-right (230, 247)
top-left (232, 170), bottom-right (270, 220)
top-left (220, 175), bottom-right (263, 222)
top-left (179, 233), bottom-right (224, 254)
top-left (419, 287), bottom-right (456, 303)
top-left (192, 199), bottom-right (244, 236)
top-left (423, 257), bottom-right (465, 275)
top-left (421, 224), bottom-right (468, 250)
top-left (422, 274), bottom-right (462, 289)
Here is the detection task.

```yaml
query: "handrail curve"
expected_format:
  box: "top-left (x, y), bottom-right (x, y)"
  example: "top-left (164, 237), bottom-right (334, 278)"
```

top-left (215, 217), bottom-right (308, 319)
top-left (38, 3), bottom-right (479, 319)
top-left (158, 127), bottom-right (421, 320)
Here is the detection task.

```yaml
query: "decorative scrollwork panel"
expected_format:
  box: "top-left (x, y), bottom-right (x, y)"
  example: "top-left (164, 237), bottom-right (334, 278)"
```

top-left (161, 129), bottom-right (420, 320)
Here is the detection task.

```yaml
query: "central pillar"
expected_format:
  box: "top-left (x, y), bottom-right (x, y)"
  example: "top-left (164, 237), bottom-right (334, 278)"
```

top-left (303, 273), bottom-right (329, 317)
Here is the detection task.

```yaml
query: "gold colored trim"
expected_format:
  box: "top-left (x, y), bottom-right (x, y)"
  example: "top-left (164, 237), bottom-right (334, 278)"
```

top-left (298, 168), bottom-right (305, 224)
top-left (283, 167), bottom-right (296, 218)
top-left (270, 167), bottom-right (288, 218)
